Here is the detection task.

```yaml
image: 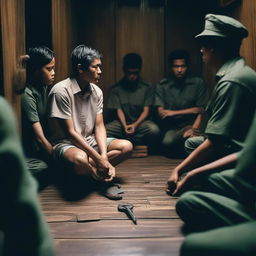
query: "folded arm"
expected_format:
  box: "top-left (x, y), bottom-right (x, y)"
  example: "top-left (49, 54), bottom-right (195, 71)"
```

top-left (158, 106), bottom-right (204, 119)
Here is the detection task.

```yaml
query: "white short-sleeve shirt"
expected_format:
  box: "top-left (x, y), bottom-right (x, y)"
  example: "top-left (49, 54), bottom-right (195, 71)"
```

top-left (48, 77), bottom-right (103, 147)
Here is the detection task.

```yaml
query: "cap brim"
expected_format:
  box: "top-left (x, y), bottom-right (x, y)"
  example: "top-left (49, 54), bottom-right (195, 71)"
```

top-left (195, 30), bottom-right (227, 39)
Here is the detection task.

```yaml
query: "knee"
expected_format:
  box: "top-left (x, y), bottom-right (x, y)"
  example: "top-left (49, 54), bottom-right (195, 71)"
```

top-left (184, 137), bottom-right (196, 154)
top-left (71, 151), bottom-right (88, 166)
top-left (118, 139), bottom-right (133, 154)
top-left (148, 124), bottom-right (161, 137)
top-left (185, 136), bottom-right (205, 155)
top-left (162, 135), bottom-right (176, 148)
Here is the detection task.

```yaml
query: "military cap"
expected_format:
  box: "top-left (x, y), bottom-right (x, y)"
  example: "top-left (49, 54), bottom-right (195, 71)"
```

top-left (195, 14), bottom-right (248, 40)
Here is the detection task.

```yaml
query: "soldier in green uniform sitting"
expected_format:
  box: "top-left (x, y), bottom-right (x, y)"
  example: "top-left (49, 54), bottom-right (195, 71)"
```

top-left (106, 53), bottom-right (160, 154)
top-left (21, 46), bottom-right (55, 190)
top-left (154, 49), bottom-right (208, 158)
top-left (176, 112), bottom-right (256, 256)
top-left (167, 14), bottom-right (256, 194)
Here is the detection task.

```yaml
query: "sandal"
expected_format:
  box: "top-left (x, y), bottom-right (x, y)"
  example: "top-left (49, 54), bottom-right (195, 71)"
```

top-left (101, 183), bottom-right (124, 200)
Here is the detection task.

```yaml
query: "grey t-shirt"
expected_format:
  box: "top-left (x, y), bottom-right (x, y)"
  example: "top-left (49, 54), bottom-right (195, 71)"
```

top-left (48, 77), bottom-right (103, 147)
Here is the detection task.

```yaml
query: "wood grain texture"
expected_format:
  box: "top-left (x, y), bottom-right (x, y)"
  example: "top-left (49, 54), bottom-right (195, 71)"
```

top-left (52, 0), bottom-right (74, 83)
top-left (0, 0), bottom-right (26, 126)
top-left (232, 0), bottom-right (256, 70)
top-left (116, 5), bottom-right (164, 85)
top-left (40, 156), bottom-right (184, 255)
top-left (54, 238), bottom-right (183, 256)
top-left (73, 0), bottom-right (116, 111)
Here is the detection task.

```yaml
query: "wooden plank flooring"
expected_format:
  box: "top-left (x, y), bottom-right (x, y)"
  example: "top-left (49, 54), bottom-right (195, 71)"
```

top-left (40, 156), bottom-right (184, 256)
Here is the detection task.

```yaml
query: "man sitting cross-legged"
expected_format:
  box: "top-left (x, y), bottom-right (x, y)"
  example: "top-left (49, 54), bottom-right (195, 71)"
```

top-left (48, 45), bottom-right (133, 200)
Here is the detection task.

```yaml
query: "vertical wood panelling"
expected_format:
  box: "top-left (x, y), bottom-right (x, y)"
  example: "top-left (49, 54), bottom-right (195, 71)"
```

top-left (73, 0), bottom-right (116, 111)
top-left (232, 0), bottom-right (256, 70)
top-left (0, 0), bottom-right (26, 126)
top-left (165, 1), bottom-right (211, 77)
top-left (116, 5), bottom-right (164, 84)
top-left (25, 0), bottom-right (52, 48)
top-left (52, 0), bottom-right (74, 83)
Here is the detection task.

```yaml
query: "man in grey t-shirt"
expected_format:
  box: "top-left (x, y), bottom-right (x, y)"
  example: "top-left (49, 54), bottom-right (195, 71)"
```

top-left (48, 45), bottom-right (132, 198)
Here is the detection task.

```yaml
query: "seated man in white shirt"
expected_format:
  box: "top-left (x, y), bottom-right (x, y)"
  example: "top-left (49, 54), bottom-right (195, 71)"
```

top-left (48, 45), bottom-right (133, 199)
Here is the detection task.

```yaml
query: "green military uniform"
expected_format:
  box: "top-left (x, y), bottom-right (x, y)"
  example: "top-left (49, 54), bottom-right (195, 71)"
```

top-left (176, 14), bottom-right (256, 256)
top-left (185, 57), bottom-right (256, 156)
top-left (21, 84), bottom-right (51, 189)
top-left (154, 75), bottom-right (207, 156)
top-left (106, 78), bottom-right (160, 150)
top-left (177, 112), bottom-right (256, 256)
top-left (0, 96), bottom-right (54, 256)
top-left (21, 84), bottom-right (49, 156)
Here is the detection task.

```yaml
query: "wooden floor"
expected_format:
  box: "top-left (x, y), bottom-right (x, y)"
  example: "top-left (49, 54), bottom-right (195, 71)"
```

top-left (40, 155), bottom-right (184, 256)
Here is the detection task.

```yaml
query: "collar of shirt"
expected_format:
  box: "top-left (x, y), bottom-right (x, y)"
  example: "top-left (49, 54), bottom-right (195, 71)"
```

top-left (71, 78), bottom-right (93, 97)
top-left (167, 76), bottom-right (191, 89)
top-left (27, 84), bottom-right (49, 101)
top-left (216, 57), bottom-right (245, 81)
top-left (27, 83), bottom-right (48, 93)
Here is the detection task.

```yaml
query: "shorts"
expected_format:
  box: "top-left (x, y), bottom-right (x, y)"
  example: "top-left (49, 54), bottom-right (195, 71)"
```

top-left (53, 137), bottom-right (116, 160)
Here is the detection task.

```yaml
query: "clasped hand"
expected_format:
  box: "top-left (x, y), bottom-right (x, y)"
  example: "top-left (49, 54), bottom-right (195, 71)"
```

top-left (95, 158), bottom-right (115, 182)
top-left (125, 124), bottom-right (136, 134)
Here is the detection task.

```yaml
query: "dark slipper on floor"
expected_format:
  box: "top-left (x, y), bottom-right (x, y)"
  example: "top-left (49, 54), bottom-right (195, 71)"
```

top-left (101, 183), bottom-right (124, 200)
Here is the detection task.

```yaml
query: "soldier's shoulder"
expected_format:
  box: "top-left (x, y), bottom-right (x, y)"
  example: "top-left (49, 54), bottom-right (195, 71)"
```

top-left (188, 75), bottom-right (204, 82)
top-left (110, 80), bottom-right (123, 89)
top-left (140, 79), bottom-right (151, 87)
top-left (159, 77), bottom-right (170, 85)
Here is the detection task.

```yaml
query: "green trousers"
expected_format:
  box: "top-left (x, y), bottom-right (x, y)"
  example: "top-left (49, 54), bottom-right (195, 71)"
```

top-left (177, 169), bottom-right (256, 256)
top-left (106, 120), bottom-right (160, 152)
top-left (161, 126), bottom-right (192, 157)
top-left (181, 221), bottom-right (256, 256)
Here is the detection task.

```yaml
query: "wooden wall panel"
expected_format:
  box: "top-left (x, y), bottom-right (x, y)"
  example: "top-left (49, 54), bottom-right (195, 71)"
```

top-left (116, 5), bottom-right (164, 84)
top-left (165, 1), bottom-right (216, 77)
top-left (231, 0), bottom-right (256, 70)
top-left (52, 0), bottom-right (75, 83)
top-left (73, 0), bottom-right (116, 110)
top-left (0, 0), bottom-right (26, 126)
top-left (25, 0), bottom-right (52, 49)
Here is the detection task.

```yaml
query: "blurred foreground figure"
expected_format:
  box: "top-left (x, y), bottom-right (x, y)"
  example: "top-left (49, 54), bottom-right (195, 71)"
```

top-left (0, 96), bottom-right (54, 256)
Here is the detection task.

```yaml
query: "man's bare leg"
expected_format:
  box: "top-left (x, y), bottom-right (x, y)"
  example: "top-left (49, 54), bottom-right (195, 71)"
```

top-left (63, 147), bottom-right (99, 178)
top-left (107, 139), bottom-right (133, 166)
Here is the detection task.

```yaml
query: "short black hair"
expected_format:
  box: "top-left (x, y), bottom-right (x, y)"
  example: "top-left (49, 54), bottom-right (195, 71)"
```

top-left (71, 45), bottom-right (102, 77)
top-left (27, 46), bottom-right (54, 75)
top-left (168, 49), bottom-right (190, 66)
top-left (123, 53), bottom-right (142, 71)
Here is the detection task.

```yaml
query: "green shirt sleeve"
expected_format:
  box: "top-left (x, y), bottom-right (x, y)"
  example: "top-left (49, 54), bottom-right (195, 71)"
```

top-left (107, 87), bottom-right (121, 109)
top-left (0, 97), bottom-right (54, 256)
top-left (154, 83), bottom-right (164, 107)
top-left (21, 88), bottom-right (40, 123)
top-left (206, 81), bottom-right (255, 144)
top-left (144, 84), bottom-right (154, 106)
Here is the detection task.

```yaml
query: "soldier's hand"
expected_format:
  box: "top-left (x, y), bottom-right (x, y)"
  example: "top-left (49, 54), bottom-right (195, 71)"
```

top-left (166, 171), bottom-right (179, 195)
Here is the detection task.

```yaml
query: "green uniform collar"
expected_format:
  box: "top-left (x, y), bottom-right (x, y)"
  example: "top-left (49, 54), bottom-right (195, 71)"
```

top-left (216, 57), bottom-right (245, 80)
top-left (27, 83), bottom-right (48, 93)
